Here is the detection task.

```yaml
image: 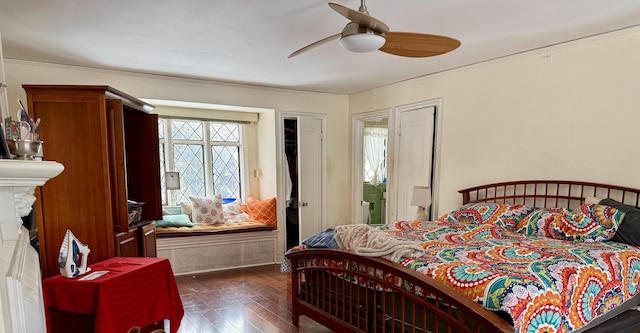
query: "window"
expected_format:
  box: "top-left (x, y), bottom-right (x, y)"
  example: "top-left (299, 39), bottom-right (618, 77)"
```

top-left (363, 126), bottom-right (387, 185)
top-left (159, 118), bottom-right (244, 206)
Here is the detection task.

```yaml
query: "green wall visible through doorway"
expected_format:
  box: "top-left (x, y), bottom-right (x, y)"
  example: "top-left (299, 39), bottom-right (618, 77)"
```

top-left (363, 182), bottom-right (386, 225)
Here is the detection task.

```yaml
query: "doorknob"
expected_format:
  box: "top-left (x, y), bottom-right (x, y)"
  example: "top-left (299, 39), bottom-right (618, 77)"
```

top-left (300, 202), bottom-right (309, 207)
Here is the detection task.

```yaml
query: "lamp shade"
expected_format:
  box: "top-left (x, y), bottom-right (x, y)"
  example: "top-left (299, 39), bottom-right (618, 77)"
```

top-left (339, 33), bottom-right (386, 53)
top-left (165, 172), bottom-right (181, 190)
top-left (410, 186), bottom-right (431, 207)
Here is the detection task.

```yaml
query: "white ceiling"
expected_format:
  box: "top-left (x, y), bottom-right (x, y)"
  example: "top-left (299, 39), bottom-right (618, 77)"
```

top-left (1, 0), bottom-right (639, 95)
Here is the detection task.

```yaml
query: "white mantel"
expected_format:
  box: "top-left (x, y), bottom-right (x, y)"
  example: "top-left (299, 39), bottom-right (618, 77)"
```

top-left (0, 160), bottom-right (64, 333)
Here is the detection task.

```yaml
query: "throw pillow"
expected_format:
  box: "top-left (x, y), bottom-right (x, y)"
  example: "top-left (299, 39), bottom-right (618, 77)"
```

top-left (190, 195), bottom-right (225, 225)
top-left (223, 200), bottom-right (250, 222)
top-left (599, 198), bottom-right (640, 246)
top-left (439, 203), bottom-right (534, 230)
top-left (155, 214), bottom-right (195, 228)
top-left (515, 208), bottom-right (568, 238)
top-left (568, 204), bottom-right (624, 242)
top-left (180, 202), bottom-right (193, 216)
top-left (515, 204), bottom-right (624, 242)
top-left (246, 197), bottom-right (277, 227)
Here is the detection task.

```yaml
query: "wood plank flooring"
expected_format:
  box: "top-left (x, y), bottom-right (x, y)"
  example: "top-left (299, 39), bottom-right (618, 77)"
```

top-left (174, 264), bottom-right (333, 333)
top-left (173, 263), bottom-right (640, 333)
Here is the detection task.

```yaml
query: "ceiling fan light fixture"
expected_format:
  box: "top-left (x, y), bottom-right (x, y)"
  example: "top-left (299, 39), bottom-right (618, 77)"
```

top-left (339, 22), bottom-right (385, 53)
top-left (289, 2), bottom-right (459, 58)
top-left (339, 33), bottom-right (385, 53)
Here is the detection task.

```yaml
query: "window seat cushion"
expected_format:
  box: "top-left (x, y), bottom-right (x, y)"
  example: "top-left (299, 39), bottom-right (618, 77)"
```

top-left (156, 221), bottom-right (274, 238)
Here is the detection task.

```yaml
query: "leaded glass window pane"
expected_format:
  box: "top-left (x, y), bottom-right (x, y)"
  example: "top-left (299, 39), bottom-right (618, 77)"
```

top-left (174, 144), bottom-right (205, 204)
top-left (172, 120), bottom-right (203, 141)
top-left (212, 146), bottom-right (240, 198)
top-left (158, 118), bottom-right (165, 140)
top-left (210, 122), bottom-right (239, 142)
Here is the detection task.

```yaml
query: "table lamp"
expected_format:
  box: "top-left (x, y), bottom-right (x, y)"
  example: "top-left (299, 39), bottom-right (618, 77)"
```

top-left (410, 185), bottom-right (431, 221)
top-left (166, 172), bottom-right (180, 205)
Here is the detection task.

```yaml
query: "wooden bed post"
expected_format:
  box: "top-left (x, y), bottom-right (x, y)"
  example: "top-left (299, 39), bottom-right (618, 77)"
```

top-left (289, 257), bottom-right (299, 327)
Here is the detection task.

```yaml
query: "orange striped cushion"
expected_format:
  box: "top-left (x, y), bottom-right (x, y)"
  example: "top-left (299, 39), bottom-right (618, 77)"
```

top-left (246, 197), bottom-right (277, 228)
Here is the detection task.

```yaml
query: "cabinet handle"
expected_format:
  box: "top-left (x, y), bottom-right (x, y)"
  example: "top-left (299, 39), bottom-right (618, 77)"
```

top-left (300, 202), bottom-right (309, 207)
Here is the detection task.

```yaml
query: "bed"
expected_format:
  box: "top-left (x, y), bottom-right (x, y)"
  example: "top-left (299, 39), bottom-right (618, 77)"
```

top-left (286, 180), bottom-right (640, 333)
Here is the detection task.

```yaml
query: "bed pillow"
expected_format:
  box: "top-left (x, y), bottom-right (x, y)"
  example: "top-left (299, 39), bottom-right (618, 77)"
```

top-left (180, 201), bottom-right (193, 215)
top-left (515, 204), bottom-right (624, 242)
top-left (246, 197), bottom-right (277, 227)
top-left (155, 214), bottom-right (195, 228)
top-left (223, 200), bottom-right (251, 223)
top-left (514, 207), bottom-right (567, 237)
top-left (599, 198), bottom-right (640, 246)
top-left (190, 194), bottom-right (225, 225)
top-left (439, 203), bottom-right (534, 230)
top-left (585, 196), bottom-right (604, 205)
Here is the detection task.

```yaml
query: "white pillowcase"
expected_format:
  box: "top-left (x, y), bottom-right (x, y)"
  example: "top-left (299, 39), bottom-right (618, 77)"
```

top-left (180, 202), bottom-right (193, 216)
top-left (223, 200), bottom-right (250, 223)
top-left (585, 196), bottom-right (604, 205)
top-left (189, 195), bottom-right (225, 224)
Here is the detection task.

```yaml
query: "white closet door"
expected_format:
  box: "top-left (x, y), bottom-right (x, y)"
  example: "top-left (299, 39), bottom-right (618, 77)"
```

top-left (395, 106), bottom-right (435, 221)
top-left (298, 116), bottom-right (323, 241)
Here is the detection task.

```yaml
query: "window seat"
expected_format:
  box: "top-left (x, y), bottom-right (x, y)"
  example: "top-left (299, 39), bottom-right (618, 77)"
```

top-left (156, 222), bottom-right (274, 237)
top-left (156, 205), bottom-right (275, 237)
top-left (156, 205), bottom-right (278, 275)
top-left (156, 228), bottom-right (278, 275)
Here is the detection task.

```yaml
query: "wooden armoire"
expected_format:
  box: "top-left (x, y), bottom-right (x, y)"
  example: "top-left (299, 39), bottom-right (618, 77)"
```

top-left (24, 85), bottom-right (162, 278)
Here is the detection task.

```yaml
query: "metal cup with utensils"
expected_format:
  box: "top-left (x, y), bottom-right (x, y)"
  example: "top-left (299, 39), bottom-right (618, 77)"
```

top-left (7, 139), bottom-right (43, 160)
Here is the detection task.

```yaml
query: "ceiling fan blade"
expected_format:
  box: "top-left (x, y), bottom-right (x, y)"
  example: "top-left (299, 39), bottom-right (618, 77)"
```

top-left (328, 2), bottom-right (389, 33)
top-left (288, 33), bottom-right (341, 58)
top-left (379, 32), bottom-right (461, 58)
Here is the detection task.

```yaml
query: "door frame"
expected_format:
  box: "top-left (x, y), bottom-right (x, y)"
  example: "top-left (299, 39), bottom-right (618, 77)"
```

top-left (276, 111), bottom-right (327, 256)
top-left (351, 109), bottom-right (392, 225)
top-left (351, 98), bottom-right (444, 224)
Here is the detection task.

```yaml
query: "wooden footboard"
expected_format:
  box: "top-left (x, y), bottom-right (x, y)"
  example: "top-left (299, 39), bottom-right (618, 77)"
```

top-left (287, 249), bottom-right (514, 333)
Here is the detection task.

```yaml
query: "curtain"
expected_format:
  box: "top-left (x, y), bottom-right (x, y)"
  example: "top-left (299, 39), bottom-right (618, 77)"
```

top-left (363, 127), bottom-right (387, 185)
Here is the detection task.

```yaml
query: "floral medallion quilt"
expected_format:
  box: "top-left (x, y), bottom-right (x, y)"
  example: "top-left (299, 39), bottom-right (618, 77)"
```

top-left (380, 203), bottom-right (640, 333)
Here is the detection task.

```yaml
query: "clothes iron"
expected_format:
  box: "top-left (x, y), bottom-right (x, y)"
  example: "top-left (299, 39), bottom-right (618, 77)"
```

top-left (58, 229), bottom-right (91, 278)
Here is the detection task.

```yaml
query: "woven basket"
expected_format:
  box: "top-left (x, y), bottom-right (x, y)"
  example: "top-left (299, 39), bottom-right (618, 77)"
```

top-left (127, 206), bottom-right (143, 224)
top-left (127, 201), bottom-right (144, 225)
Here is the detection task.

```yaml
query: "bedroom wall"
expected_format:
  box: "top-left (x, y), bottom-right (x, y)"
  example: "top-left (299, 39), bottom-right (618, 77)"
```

top-left (3, 60), bottom-right (352, 228)
top-left (349, 26), bottom-right (640, 217)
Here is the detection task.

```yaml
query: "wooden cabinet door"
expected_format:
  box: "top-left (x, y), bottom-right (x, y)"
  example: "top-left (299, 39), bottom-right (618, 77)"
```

top-left (124, 110), bottom-right (162, 221)
top-left (24, 85), bottom-right (162, 277)
top-left (140, 222), bottom-right (157, 258)
top-left (115, 229), bottom-right (139, 257)
top-left (106, 99), bottom-right (129, 233)
top-left (26, 89), bottom-right (117, 277)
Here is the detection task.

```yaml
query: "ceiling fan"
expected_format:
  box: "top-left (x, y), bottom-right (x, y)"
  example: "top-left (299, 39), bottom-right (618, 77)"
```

top-left (288, 0), bottom-right (461, 58)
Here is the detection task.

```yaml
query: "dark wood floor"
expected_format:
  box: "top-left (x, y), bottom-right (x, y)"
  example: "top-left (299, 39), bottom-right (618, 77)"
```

top-left (172, 263), bottom-right (640, 333)
top-left (174, 264), bottom-right (333, 333)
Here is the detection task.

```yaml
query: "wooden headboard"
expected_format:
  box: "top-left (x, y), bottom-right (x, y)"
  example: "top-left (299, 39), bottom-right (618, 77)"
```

top-left (459, 180), bottom-right (640, 209)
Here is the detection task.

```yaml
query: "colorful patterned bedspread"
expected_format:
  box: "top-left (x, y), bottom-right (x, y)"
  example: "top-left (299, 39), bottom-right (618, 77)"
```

top-left (379, 207), bottom-right (640, 333)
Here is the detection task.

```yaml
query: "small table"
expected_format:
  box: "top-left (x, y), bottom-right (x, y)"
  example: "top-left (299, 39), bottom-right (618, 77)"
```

top-left (43, 257), bottom-right (184, 333)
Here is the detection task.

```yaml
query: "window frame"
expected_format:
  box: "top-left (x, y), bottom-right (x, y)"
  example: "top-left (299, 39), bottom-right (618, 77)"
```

top-left (159, 117), bottom-right (245, 206)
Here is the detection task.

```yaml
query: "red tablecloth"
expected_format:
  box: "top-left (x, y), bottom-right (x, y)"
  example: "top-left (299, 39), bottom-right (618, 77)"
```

top-left (43, 257), bottom-right (184, 333)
